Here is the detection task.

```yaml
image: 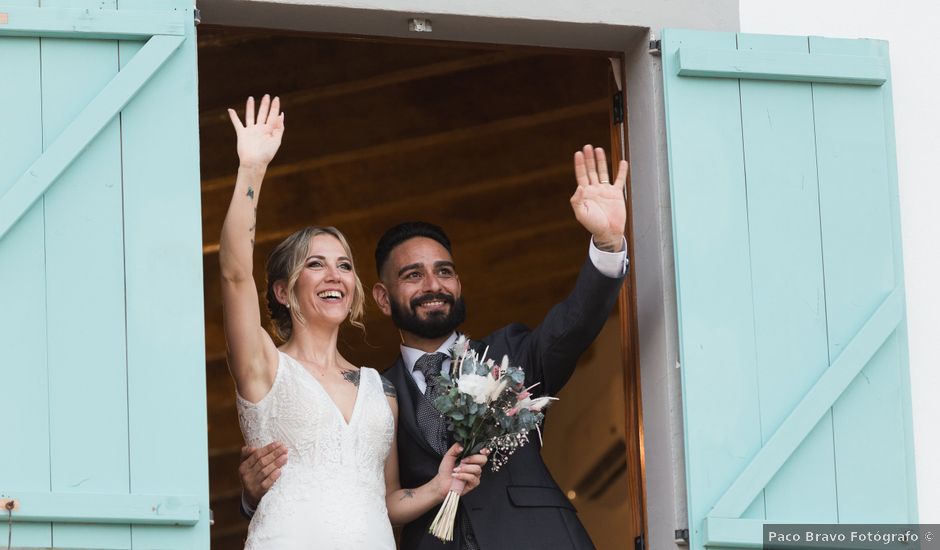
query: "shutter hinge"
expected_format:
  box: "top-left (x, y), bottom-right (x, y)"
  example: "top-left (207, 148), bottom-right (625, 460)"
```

top-left (194, 8), bottom-right (201, 25)
top-left (649, 39), bottom-right (662, 55)
top-left (612, 91), bottom-right (624, 124)
top-left (675, 528), bottom-right (690, 545)
top-left (635, 534), bottom-right (646, 550)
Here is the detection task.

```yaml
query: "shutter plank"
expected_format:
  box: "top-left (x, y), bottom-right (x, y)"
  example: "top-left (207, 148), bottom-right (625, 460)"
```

top-left (737, 33), bottom-right (838, 522)
top-left (811, 36), bottom-right (913, 523)
top-left (0, 8), bottom-right (52, 546)
top-left (119, 0), bottom-right (210, 546)
top-left (41, 32), bottom-right (131, 548)
top-left (661, 28), bottom-right (765, 539)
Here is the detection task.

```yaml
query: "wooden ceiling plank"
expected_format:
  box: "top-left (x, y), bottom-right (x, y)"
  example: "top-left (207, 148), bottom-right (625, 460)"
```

top-left (200, 99), bottom-right (606, 192)
top-left (199, 50), bottom-right (532, 127)
top-left (202, 163), bottom-right (571, 254)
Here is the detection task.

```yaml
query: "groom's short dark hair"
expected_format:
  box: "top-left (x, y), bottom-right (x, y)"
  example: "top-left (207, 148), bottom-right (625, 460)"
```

top-left (375, 221), bottom-right (452, 277)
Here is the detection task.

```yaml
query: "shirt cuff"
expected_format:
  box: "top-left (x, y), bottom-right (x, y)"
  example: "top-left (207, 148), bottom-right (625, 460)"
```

top-left (589, 236), bottom-right (629, 278)
top-left (241, 491), bottom-right (257, 517)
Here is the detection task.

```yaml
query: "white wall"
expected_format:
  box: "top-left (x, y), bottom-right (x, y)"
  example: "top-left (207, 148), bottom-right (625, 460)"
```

top-left (740, 0), bottom-right (940, 523)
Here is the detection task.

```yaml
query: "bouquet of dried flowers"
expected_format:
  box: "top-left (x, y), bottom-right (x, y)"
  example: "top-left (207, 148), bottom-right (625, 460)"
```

top-left (428, 335), bottom-right (557, 542)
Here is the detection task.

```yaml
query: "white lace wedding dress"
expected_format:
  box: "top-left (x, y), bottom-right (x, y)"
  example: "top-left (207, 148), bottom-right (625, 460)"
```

top-left (237, 351), bottom-right (396, 549)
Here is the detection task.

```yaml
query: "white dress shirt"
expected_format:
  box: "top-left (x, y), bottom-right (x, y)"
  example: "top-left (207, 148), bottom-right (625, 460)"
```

top-left (401, 237), bottom-right (628, 391)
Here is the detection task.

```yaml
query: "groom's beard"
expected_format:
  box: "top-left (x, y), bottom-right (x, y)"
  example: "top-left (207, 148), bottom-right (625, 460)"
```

top-left (390, 292), bottom-right (467, 340)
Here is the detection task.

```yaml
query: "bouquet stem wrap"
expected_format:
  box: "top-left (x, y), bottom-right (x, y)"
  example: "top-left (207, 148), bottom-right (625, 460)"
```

top-left (429, 478), bottom-right (466, 542)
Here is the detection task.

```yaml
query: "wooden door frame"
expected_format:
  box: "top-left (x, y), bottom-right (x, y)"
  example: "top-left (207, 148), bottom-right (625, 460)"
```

top-left (195, 6), bottom-right (687, 548)
top-left (608, 57), bottom-right (649, 550)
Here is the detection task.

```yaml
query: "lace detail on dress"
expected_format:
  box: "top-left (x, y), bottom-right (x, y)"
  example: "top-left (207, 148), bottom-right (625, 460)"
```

top-left (237, 352), bottom-right (395, 549)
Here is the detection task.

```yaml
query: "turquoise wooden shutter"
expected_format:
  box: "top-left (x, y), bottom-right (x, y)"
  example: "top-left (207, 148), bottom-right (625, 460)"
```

top-left (0, 2), bottom-right (208, 548)
top-left (661, 29), bottom-right (916, 549)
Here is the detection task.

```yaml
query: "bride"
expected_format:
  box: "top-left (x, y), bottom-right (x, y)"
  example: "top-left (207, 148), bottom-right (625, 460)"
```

top-left (220, 95), bottom-right (488, 549)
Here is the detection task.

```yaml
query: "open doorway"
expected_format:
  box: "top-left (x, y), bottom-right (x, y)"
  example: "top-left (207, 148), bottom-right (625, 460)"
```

top-left (198, 25), bottom-right (643, 549)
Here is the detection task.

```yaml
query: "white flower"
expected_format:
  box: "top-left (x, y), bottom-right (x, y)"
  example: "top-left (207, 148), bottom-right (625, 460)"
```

top-left (454, 334), bottom-right (470, 357)
top-left (457, 373), bottom-right (507, 404)
top-left (516, 395), bottom-right (558, 412)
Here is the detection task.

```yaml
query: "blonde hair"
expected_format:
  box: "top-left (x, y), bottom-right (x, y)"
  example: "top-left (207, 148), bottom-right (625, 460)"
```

top-left (265, 226), bottom-right (366, 341)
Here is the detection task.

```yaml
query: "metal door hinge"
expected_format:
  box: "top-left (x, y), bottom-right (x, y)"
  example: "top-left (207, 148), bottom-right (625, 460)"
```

top-left (649, 39), bottom-right (662, 55)
top-left (194, 8), bottom-right (201, 25)
top-left (408, 18), bottom-right (433, 32)
top-left (612, 91), bottom-right (624, 124)
top-left (635, 534), bottom-right (646, 550)
top-left (675, 528), bottom-right (690, 545)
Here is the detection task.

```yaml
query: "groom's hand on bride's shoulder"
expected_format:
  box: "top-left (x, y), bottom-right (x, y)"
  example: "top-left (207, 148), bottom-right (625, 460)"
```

top-left (240, 441), bottom-right (289, 506)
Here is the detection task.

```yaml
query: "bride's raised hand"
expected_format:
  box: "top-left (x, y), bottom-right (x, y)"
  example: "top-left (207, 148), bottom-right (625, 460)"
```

top-left (228, 94), bottom-right (285, 170)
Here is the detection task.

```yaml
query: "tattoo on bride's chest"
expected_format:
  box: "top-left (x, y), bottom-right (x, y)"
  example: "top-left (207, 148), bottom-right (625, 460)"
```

top-left (341, 369), bottom-right (360, 387)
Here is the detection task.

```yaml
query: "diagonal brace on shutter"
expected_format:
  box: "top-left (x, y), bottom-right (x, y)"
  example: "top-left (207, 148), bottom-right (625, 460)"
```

top-left (701, 288), bottom-right (904, 547)
top-left (0, 33), bottom-right (184, 242)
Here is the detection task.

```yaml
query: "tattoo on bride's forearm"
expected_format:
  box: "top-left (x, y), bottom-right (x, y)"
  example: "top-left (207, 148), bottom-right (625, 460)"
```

top-left (246, 186), bottom-right (255, 200)
top-left (341, 369), bottom-right (361, 387)
top-left (400, 489), bottom-right (415, 500)
top-left (249, 207), bottom-right (257, 245)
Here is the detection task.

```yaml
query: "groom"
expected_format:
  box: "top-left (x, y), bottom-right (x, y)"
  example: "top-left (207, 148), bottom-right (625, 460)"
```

top-left (240, 145), bottom-right (629, 549)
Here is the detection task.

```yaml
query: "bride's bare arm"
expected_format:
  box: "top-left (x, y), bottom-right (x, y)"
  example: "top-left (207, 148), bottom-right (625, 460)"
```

top-left (220, 95), bottom-right (285, 402)
top-left (382, 388), bottom-right (488, 526)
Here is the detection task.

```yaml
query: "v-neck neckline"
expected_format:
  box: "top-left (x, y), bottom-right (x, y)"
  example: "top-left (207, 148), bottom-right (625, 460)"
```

top-left (281, 351), bottom-right (362, 427)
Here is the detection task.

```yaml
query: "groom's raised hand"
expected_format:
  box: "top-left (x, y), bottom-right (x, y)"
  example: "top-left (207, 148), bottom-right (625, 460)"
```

top-left (571, 144), bottom-right (627, 252)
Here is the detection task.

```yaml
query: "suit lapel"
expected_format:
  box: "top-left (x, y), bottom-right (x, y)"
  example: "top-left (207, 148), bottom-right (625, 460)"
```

top-left (389, 356), bottom-right (441, 458)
